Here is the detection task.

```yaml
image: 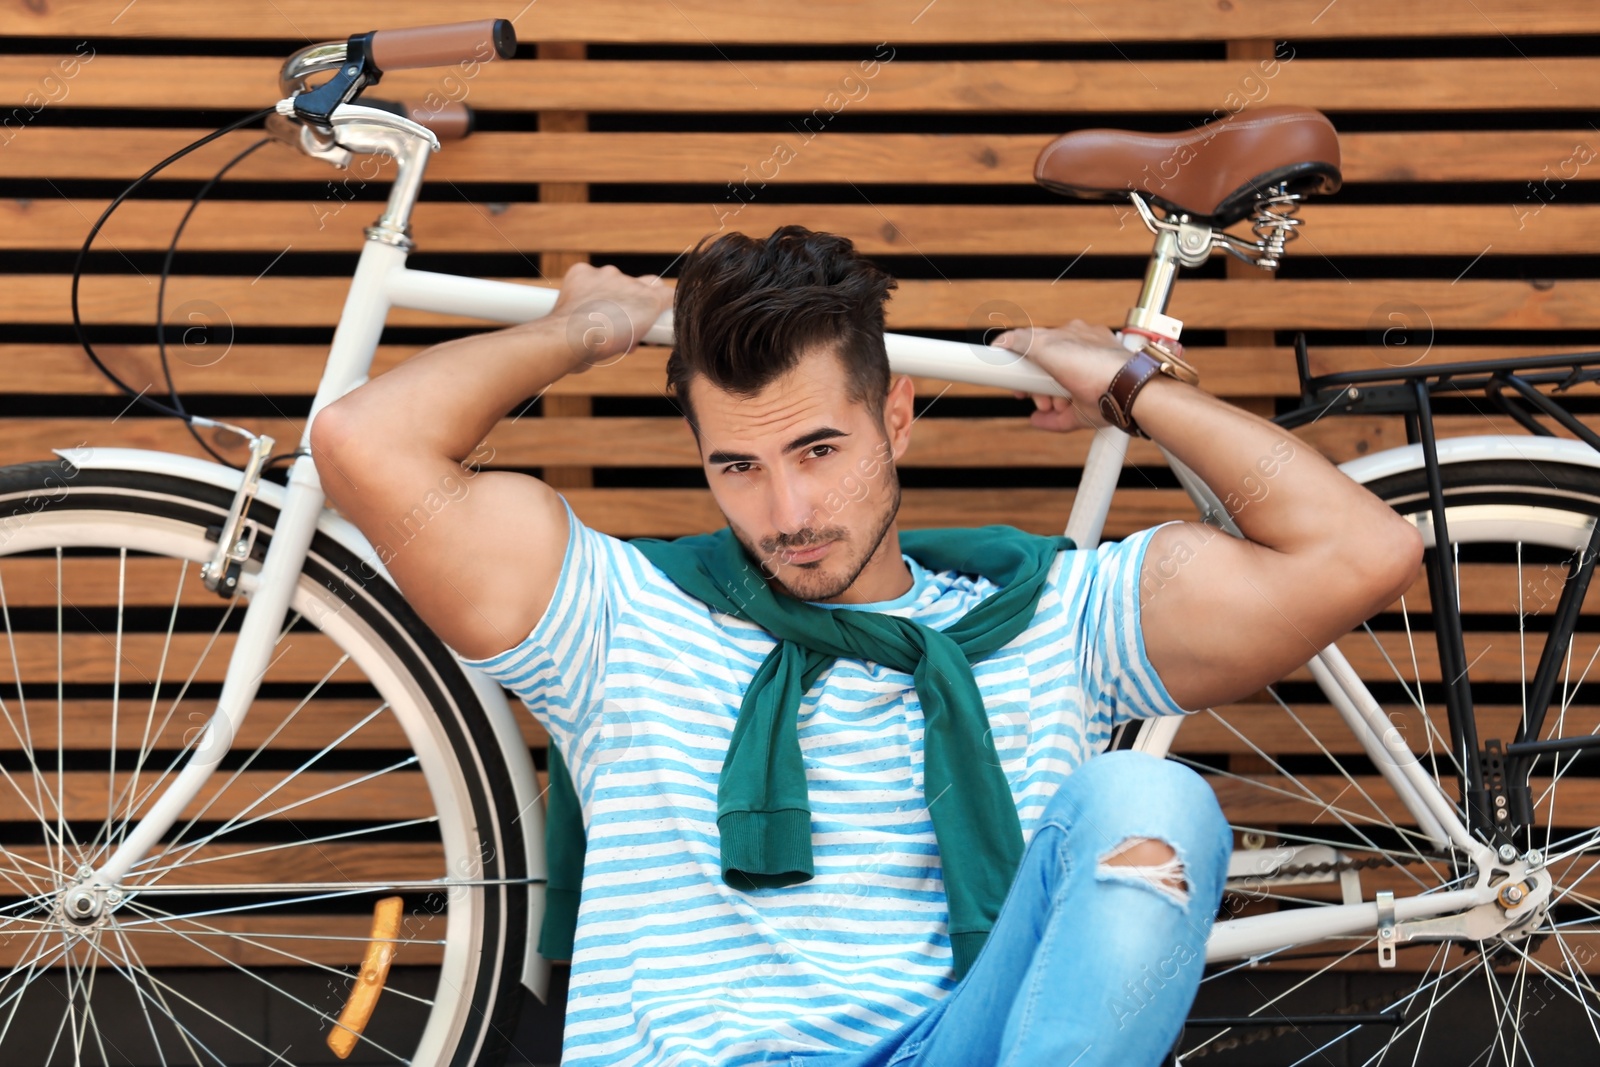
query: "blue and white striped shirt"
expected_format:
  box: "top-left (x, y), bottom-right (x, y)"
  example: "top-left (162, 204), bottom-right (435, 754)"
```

top-left (456, 495), bottom-right (1192, 1066)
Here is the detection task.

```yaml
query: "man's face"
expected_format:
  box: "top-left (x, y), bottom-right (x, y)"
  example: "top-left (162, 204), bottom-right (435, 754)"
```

top-left (686, 346), bottom-right (913, 603)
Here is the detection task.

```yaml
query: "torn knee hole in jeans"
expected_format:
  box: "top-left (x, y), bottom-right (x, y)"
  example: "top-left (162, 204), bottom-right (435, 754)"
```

top-left (1095, 836), bottom-right (1189, 908)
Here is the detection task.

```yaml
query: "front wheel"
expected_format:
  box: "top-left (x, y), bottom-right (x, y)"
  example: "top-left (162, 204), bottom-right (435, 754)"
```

top-left (1160, 458), bottom-right (1600, 1065)
top-left (0, 458), bottom-right (529, 1066)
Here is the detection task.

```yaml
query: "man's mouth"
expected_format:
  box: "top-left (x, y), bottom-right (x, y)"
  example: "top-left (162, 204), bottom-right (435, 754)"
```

top-left (781, 541), bottom-right (834, 564)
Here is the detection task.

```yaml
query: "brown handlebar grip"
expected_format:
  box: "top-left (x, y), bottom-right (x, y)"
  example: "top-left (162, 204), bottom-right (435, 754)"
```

top-left (367, 19), bottom-right (515, 73)
top-left (406, 100), bottom-right (474, 141)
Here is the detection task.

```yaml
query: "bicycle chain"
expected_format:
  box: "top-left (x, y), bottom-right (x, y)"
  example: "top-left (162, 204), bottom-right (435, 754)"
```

top-left (1228, 850), bottom-right (1440, 884)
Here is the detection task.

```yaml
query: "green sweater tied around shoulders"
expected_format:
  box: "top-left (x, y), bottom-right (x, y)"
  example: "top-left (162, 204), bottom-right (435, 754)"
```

top-left (539, 523), bottom-right (1073, 980)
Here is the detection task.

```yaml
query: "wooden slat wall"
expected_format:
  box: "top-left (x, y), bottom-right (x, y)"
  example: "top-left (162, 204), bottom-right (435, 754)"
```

top-left (3, 0), bottom-right (1600, 1020)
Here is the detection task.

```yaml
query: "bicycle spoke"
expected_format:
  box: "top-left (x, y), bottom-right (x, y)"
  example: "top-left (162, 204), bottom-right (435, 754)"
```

top-left (52, 548), bottom-right (86, 865)
top-left (131, 755), bottom-right (419, 871)
top-left (135, 682), bottom-right (379, 883)
top-left (121, 899), bottom-right (415, 1061)
top-left (1548, 930), bottom-right (1600, 1042)
top-left (97, 563), bottom-right (237, 861)
top-left (108, 549), bottom-right (126, 884)
top-left (100, 919), bottom-right (310, 1066)
top-left (124, 897), bottom-right (435, 1008)
top-left (1227, 690), bottom-right (1444, 879)
top-left (1188, 936), bottom-right (1376, 1058)
top-left (1344, 947), bottom-right (1499, 1067)
top-left (116, 883), bottom-right (451, 933)
top-left (1172, 753), bottom-right (1437, 892)
top-left (1365, 607), bottom-right (1467, 785)
top-left (98, 922), bottom-right (217, 1066)
top-left (1396, 942), bottom-right (1454, 1067)
top-left (104, 629), bottom-right (296, 863)
top-left (0, 935), bottom-right (78, 1048)
top-left (130, 816), bottom-right (437, 880)
top-left (139, 655), bottom-right (357, 872)
top-left (0, 849), bottom-right (47, 901)
top-left (0, 563), bottom-right (65, 884)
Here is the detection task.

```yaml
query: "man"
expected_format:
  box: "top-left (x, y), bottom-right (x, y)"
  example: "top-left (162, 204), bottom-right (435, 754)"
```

top-left (311, 226), bottom-right (1422, 1066)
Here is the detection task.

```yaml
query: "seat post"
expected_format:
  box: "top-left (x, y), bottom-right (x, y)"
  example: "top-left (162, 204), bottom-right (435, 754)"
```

top-left (1118, 224), bottom-right (1193, 356)
top-left (1132, 226), bottom-right (1184, 320)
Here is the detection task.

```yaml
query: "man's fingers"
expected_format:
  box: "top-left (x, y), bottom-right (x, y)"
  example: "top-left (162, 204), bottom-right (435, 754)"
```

top-left (992, 327), bottom-right (1035, 352)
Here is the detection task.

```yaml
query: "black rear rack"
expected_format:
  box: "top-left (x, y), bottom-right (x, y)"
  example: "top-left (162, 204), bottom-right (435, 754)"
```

top-left (1273, 334), bottom-right (1600, 852)
top-left (1276, 333), bottom-right (1600, 448)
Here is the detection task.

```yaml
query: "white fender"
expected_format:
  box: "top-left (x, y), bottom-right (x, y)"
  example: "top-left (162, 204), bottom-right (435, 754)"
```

top-left (1337, 432), bottom-right (1600, 483)
top-left (54, 447), bottom-right (551, 999)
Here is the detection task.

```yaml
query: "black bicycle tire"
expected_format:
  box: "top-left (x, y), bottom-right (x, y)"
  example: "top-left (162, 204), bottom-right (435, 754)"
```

top-left (0, 456), bottom-right (530, 1067)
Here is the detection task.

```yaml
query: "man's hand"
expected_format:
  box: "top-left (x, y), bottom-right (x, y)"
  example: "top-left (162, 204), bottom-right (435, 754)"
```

top-left (992, 320), bottom-right (1138, 434)
top-left (549, 263), bottom-right (673, 372)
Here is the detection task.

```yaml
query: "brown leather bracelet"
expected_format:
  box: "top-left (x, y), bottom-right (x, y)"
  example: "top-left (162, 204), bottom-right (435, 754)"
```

top-left (1098, 349), bottom-right (1166, 439)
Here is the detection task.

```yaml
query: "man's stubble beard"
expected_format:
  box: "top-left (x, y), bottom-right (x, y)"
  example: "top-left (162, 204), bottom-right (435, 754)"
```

top-left (729, 458), bottom-right (903, 603)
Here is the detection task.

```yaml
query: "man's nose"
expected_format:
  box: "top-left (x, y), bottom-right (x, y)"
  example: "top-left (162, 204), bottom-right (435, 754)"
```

top-left (769, 468), bottom-right (819, 540)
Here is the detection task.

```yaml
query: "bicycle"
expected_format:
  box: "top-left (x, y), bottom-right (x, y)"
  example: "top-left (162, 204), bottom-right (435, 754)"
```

top-left (7, 15), bottom-right (1600, 1066)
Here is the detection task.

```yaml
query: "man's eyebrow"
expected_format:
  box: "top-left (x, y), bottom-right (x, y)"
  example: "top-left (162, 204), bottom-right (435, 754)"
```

top-left (706, 427), bottom-right (851, 466)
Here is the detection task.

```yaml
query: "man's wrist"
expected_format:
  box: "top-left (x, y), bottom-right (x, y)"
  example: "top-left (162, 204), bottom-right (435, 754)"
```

top-left (1121, 370), bottom-right (1198, 439)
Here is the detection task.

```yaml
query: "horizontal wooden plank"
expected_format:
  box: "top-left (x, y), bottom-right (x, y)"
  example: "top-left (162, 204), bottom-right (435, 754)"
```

top-left (0, 768), bottom-right (436, 821)
top-left (0, 695), bottom-right (548, 750)
top-left (0, 842), bottom-right (446, 889)
top-left (16, 275), bottom-right (1600, 331)
top-left (1293, 629), bottom-right (1600, 686)
top-left (7, 55), bottom-right (1600, 113)
top-left (4, 128), bottom-right (1593, 184)
top-left (0, 631), bottom-right (366, 685)
top-left (7, 408), bottom-right (1594, 471)
top-left (11, 344), bottom-right (1600, 401)
top-left (558, 487), bottom-right (1188, 536)
top-left (10, 200), bottom-right (1600, 257)
top-left (1174, 703), bottom-right (1600, 756)
top-left (5, 0), bottom-right (1595, 42)
top-left (1214, 772), bottom-right (1600, 827)
top-left (1, 343), bottom-right (1032, 397)
top-left (0, 483), bottom-right (1189, 538)
top-left (0, 912), bottom-right (445, 969)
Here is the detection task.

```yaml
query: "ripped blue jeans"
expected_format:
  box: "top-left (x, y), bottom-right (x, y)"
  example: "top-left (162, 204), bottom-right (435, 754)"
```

top-left (796, 750), bottom-right (1232, 1067)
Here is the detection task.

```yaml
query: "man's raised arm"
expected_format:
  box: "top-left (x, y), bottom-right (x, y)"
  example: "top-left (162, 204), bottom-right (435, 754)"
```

top-left (997, 320), bottom-right (1425, 712)
top-left (309, 265), bottom-right (670, 660)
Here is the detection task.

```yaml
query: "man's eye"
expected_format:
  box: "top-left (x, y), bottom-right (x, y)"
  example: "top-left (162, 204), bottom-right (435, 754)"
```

top-left (722, 446), bottom-right (834, 476)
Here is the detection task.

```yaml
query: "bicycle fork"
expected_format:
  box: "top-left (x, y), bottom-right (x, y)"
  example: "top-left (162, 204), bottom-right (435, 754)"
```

top-left (73, 114), bottom-right (445, 905)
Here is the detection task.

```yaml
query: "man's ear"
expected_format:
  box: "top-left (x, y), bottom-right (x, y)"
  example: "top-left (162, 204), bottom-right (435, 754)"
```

top-left (885, 374), bottom-right (916, 462)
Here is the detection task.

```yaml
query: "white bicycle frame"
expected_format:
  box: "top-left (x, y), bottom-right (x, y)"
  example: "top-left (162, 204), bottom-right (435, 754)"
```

top-left (71, 99), bottom-right (1539, 973)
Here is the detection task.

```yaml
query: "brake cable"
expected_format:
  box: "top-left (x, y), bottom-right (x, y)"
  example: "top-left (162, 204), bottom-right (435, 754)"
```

top-left (70, 105), bottom-right (299, 473)
top-left (155, 135), bottom-right (271, 468)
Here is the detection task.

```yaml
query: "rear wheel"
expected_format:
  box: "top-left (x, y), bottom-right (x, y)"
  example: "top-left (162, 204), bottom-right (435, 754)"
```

top-left (0, 458), bottom-right (528, 1066)
top-left (1161, 459), bottom-right (1600, 1065)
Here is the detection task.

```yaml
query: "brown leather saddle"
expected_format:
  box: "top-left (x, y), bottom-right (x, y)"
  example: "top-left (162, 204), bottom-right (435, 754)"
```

top-left (1034, 105), bottom-right (1342, 227)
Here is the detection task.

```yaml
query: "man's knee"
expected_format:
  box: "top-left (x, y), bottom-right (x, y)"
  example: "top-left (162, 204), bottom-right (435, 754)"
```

top-left (1097, 835), bottom-right (1190, 907)
top-left (1053, 751), bottom-right (1232, 903)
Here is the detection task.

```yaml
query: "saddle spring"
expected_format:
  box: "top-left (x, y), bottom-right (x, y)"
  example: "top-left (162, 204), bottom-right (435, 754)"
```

top-left (1249, 182), bottom-right (1304, 270)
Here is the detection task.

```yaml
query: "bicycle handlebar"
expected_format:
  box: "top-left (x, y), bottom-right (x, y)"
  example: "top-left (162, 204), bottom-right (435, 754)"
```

top-left (366, 19), bottom-right (516, 73)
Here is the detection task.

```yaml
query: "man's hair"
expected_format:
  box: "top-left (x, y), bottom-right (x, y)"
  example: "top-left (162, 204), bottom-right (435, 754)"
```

top-left (665, 225), bottom-right (897, 438)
